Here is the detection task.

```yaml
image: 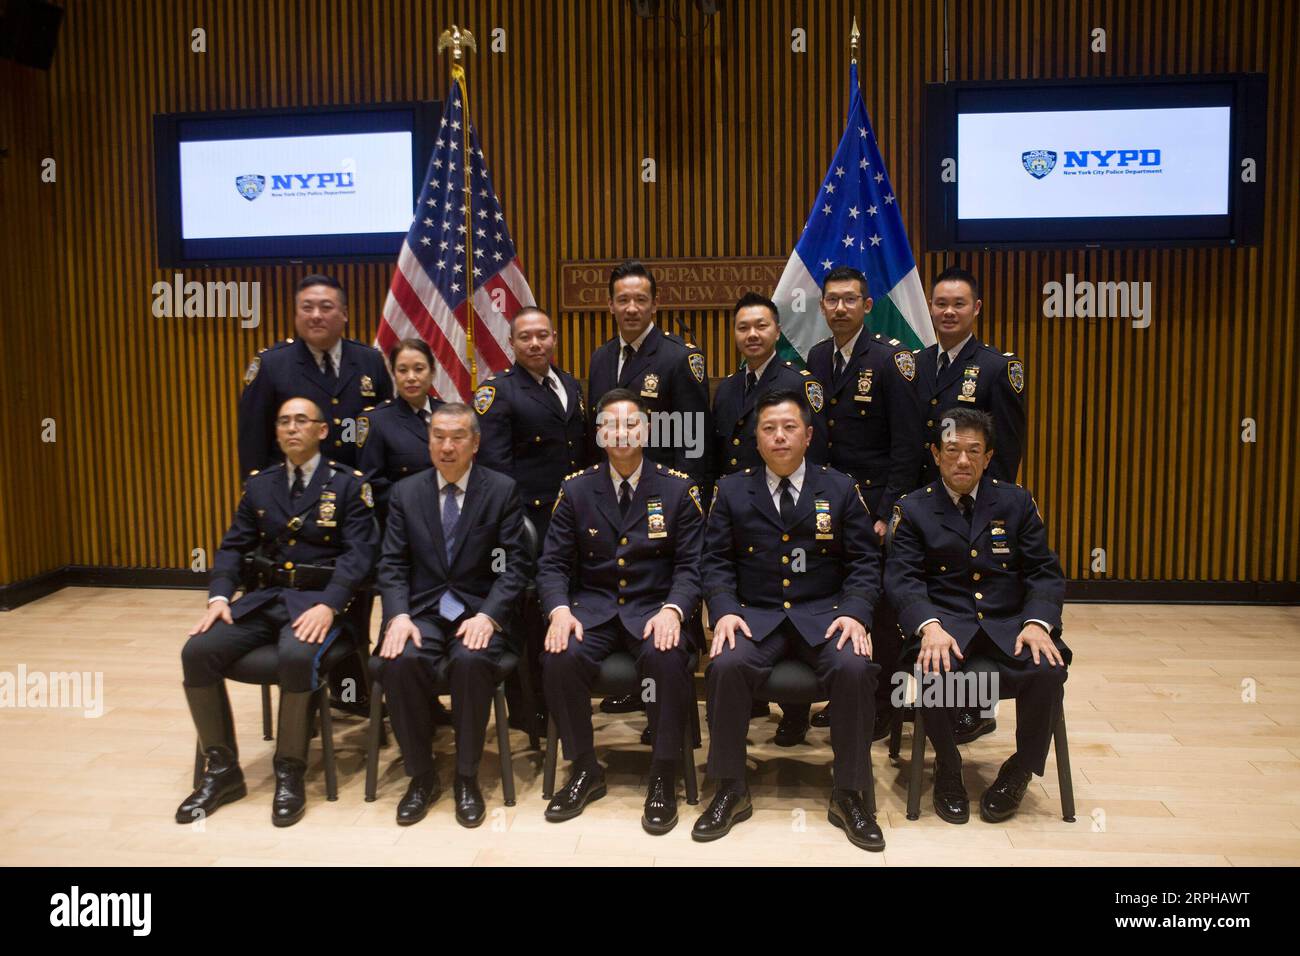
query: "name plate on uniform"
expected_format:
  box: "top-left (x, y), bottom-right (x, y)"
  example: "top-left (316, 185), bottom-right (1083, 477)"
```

top-left (559, 257), bottom-right (787, 311)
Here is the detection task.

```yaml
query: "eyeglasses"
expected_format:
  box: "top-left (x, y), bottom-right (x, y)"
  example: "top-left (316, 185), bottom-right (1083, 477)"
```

top-left (275, 415), bottom-right (324, 428)
top-left (823, 295), bottom-right (863, 308)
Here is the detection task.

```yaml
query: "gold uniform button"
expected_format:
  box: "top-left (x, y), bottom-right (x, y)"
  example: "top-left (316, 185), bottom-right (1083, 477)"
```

top-left (619, 579), bottom-right (627, 587)
top-left (973, 572), bottom-right (981, 581)
top-left (828, 420), bottom-right (834, 427)
top-left (617, 558), bottom-right (626, 567)
top-left (970, 549), bottom-right (978, 557)
top-left (332, 398), bottom-right (340, 405)
top-left (975, 592), bottom-right (984, 600)
top-left (732, 438), bottom-right (741, 446)
top-left (323, 535), bottom-right (330, 541)
top-left (287, 539), bottom-right (296, 546)
top-left (620, 537), bottom-right (628, 545)
top-left (283, 561), bottom-right (294, 570)
top-left (533, 499), bottom-right (541, 506)
top-left (830, 398), bottom-right (838, 405)
top-left (930, 398), bottom-right (938, 406)
top-left (926, 420), bottom-right (934, 427)
top-left (783, 601), bottom-right (791, 609)
top-left (977, 611), bottom-right (984, 620)
top-left (827, 441), bottom-right (833, 448)
top-left (535, 435), bottom-right (541, 442)
top-left (863, 478), bottom-right (871, 485)
top-left (781, 556), bottom-right (789, 565)
top-left (730, 458), bottom-right (738, 466)
top-left (747, 545), bottom-right (754, 553)
top-left (618, 597), bottom-right (625, 605)
top-left (782, 579), bottom-right (791, 587)
top-left (334, 440), bottom-right (342, 446)
top-left (782, 534), bottom-right (790, 542)
top-left (939, 565), bottom-right (947, 572)
top-left (333, 418), bottom-right (341, 425)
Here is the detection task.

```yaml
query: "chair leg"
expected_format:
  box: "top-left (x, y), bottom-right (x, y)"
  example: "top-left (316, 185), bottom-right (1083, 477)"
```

top-left (542, 714), bottom-right (559, 801)
top-left (364, 678), bottom-right (384, 803)
top-left (495, 684), bottom-right (517, 807)
top-left (682, 703), bottom-right (699, 806)
top-left (318, 685), bottom-right (338, 801)
top-left (1053, 709), bottom-right (1076, 822)
top-left (193, 739), bottom-right (203, 790)
top-left (888, 707), bottom-right (904, 759)
top-left (515, 634), bottom-right (542, 752)
top-left (865, 745), bottom-right (877, 816)
top-left (906, 704), bottom-right (926, 821)
top-left (261, 684), bottom-right (273, 740)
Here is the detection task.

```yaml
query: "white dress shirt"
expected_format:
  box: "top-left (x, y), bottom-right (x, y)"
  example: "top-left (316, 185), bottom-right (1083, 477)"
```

top-left (765, 460), bottom-right (807, 512)
top-left (307, 340), bottom-right (344, 375)
top-left (529, 366), bottom-right (568, 412)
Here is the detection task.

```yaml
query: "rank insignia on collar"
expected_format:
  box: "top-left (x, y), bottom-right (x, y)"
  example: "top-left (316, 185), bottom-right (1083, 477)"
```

top-left (360, 374), bottom-right (376, 397)
top-left (688, 353), bottom-right (706, 383)
top-left (474, 384), bottom-right (496, 414)
top-left (804, 380), bottom-right (824, 413)
top-left (588, 527), bottom-right (599, 536)
top-left (641, 372), bottom-right (660, 398)
top-left (1007, 360), bottom-right (1024, 394)
top-left (894, 350), bottom-right (916, 381)
top-left (958, 365), bottom-right (980, 402)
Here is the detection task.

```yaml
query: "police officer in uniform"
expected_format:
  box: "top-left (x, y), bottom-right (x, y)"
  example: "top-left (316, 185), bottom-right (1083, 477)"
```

top-left (238, 275), bottom-right (392, 714)
top-left (588, 261), bottom-right (711, 715)
top-left (915, 267), bottom-right (1028, 743)
top-left (885, 407), bottom-right (1067, 824)
top-left (238, 274), bottom-right (393, 475)
top-left (695, 390), bottom-right (883, 850)
top-left (538, 389), bottom-right (704, 834)
top-left (356, 338), bottom-right (445, 527)
top-left (178, 397), bottom-right (379, 827)
top-left (915, 266), bottom-right (1026, 487)
top-left (798, 266), bottom-right (924, 744)
top-left (474, 306), bottom-right (587, 541)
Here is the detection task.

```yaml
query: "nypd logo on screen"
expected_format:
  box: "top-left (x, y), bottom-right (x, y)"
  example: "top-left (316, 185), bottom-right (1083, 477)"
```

top-left (235, 169), bottom-right (357, 201)
top-left (1021, 148), bottom-right (1164, 179)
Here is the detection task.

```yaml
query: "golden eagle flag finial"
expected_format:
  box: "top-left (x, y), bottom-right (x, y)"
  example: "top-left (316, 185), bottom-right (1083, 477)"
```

top-left (437, 25), bottom-right (477, 63)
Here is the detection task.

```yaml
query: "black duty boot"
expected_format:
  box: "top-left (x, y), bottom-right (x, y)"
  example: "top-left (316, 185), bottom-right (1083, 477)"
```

top-left (176, 684), bottom-right (247, 824)
top-left (271, 690), bottom-right (313, 827)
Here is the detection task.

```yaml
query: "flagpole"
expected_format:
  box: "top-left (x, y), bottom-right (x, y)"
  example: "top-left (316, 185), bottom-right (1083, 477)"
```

top-left (438, 25), bottom-right (480, 392)
top-left (849, 15), bottom-right (859, 64)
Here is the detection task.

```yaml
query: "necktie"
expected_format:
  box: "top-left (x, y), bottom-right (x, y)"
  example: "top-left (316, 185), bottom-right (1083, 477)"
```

top-left (937, 351), bottom-right (950, 382)
top-left (290, 466), bottom-right (305, 500)
top-left (778, 477), bottom-right (795, 525)
top-left (618, 344), bottom-right (635, 386)
top-left (419, 407), bottom-right (432, 426)
top-left (618, 478), bottom-right (633, 517)
top-left (321, 351), bottom-right (335, 380)
top-left (543, 374), bottom-right (564, 412)
top-left (439, 484), bottom-right (466, 621)
top-left (959, 494), bottom-right (974, 526)
top-left (833, 350), bottom-right (846, 386)
top-left (744, 370), bottom-right (757, 396)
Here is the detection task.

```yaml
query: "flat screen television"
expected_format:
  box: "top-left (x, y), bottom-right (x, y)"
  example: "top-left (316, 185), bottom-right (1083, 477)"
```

top-left (924, 74), bottom-right (1266, 249)
top-left (153, 101), bottom-right (440, 267)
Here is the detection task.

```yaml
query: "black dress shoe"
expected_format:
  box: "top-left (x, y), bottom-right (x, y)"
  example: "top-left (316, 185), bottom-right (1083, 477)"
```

top-left (271, 757), bottom-right (307, 828)
top-left (599, 693), bottom-right (644, 714)
top-left (750, 700), bottom-right (771, 719)
top-left (953, 708), bottom-right (997, 744)
top-left (641, 773), bottom-right (678, 835)
top-left (454, 774), bottom-right (486, 828)
top-left (980, 756), bottom-right (1033, 823)
top-left (810, 704), bottom-right (830, 728)
top-left (397, 772), bottom-right (439, 826)
top-left (640, 725), bottom-right (653, 746)
top-left (774, 711), bottom-right (809, 747)
top-left (545, 766), bottom-right (607, 822)
top-left (828, 789), bottom-right (885, 851)
top-left (932, 759), bottom-right (970, 824)
top-left (691, 785), bottom-right (753, 842)
top-left (175, 748), bottom-right (247, 824)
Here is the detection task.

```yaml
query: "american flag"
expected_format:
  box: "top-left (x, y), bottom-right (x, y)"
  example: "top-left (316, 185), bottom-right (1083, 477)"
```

top-left (377, 80), bottom-right (534, 400)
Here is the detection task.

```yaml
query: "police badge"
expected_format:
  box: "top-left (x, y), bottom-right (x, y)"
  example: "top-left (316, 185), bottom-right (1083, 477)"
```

top-left (235, 174), bottom-right (266, 201)
top-left (893, 350), bottom-right (916, 381)
top-left (958, 365), bottom-right (979, 402)
top-left (1021, 150), bottom-right (1057, 180)
top-left (360, 374), bottom-right (376, 397)
top-left (688, 352), bottom-right (706, 384)
top-left (855, 369), bottom-right (874, 402)
top-left (474, 384), bottom-right (496, 414)
top-left (317, 497), bottom-right (338, 528)
top-left (1007, 360), bottom-right (1025, 394)
top-left (641, 372), bottom-right (660, 398)
top-left (804, 380), bottom-right (824, 413)
top-left (646, 496), bottom-right (668, 538)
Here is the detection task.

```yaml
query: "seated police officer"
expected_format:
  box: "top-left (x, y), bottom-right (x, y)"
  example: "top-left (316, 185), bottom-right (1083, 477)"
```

top-left (538, 388), bottom-right (704, 834)
top-left (697, 390), bottom-right (884, 851)
top-left (178, 397), bottom-right (378, 827)
top-left (375, 403), bottom-right (532, 827)
top-left (885, 407), bottom-right (1068, 824)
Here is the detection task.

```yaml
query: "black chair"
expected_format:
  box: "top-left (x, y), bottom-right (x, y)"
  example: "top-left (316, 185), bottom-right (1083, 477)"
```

top-left (190, 623), bottom-right (366, 801)
top-left (363, 652), bottom-right (518, 806)
top-left (751, 659), bottom-right (876, 814)
top-left (541, 650), bottom-right (702, 806)
top-left (891, 659), bottom-right (1076, 822)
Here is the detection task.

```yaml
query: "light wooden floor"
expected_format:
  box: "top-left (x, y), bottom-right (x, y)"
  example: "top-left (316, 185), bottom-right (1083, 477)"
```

top-left (1, 587), bottom-right (1298, 866)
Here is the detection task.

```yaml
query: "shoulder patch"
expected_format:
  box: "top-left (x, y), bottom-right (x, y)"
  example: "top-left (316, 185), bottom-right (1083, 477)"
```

top-left (474, 384), bottom-right (496, 414)
top-left (889, 503), bottom-right (903, 538)
top-left (804, 379), bottom-right (824, 413)
top-left (356, 416), bottom-right (370, 448)
top-left (893, 350), bottom-right (916, 381)
top-left (1007, 360), bottom-right (1025, 394)
top-left (687, 485), bottom-right (703, 514)
top-left (243, 356), bottom-right (260, 385)
top-left (552, 488), bottom-right (565, 514)
top-left (688, 352), bottom-right (706, 384)
top-left (360, 482), bottom-right (374, 508)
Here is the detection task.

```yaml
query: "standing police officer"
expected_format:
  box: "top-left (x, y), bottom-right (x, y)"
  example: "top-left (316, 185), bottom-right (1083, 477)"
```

top-left (238, 274), bottom-right (393, 475)
top-left (798, 266), bottom-right (925, 744)
top-left (178, 397), bottom-right (378, 827)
